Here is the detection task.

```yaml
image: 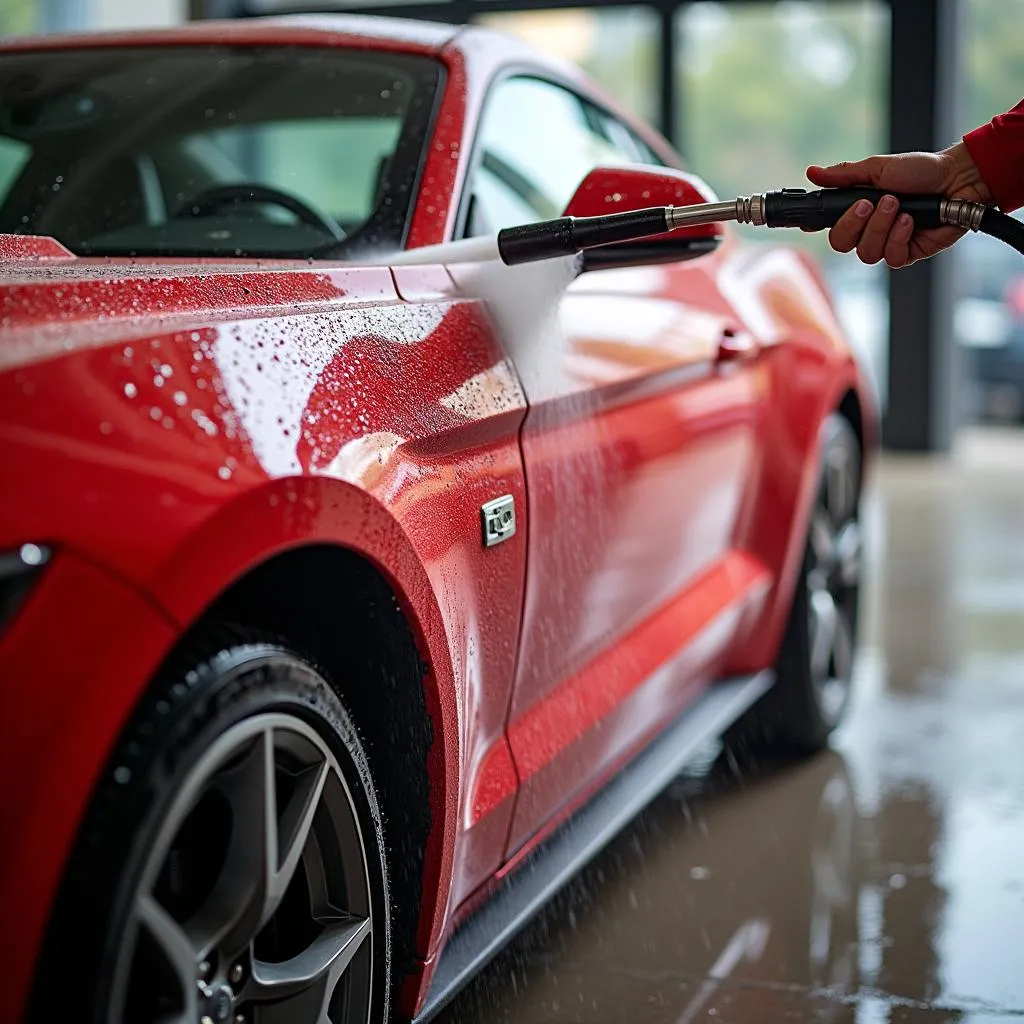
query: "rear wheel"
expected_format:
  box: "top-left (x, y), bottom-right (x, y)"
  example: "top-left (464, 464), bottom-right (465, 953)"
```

top-left (731, 414), bottom-right (862, 756)
top-left (32, 633), bottom-right (391, 1024)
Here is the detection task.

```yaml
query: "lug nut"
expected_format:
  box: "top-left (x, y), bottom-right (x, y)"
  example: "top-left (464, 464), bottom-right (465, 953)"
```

top-left (235, 1015), bottom-right (246, 1024)
top-left (230, 962), bottom-right (244, 985)
top-left (198, 959), bottom-right (212, 979)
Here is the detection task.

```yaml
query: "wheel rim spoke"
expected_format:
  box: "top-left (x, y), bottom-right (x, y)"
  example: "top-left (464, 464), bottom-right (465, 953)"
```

top-left (809, 588), bottom-right (838, 681)
top-left (267, 758), bottom-right (330, 927)
top-left (810, 510), bottom-right (836, 571)
top-left (824, 448), bottom-right (854, 525)
top-left (184, 728), bottom-right (277, 959)
top-left (834, 520), bottom-right (861, 588)
top-left (135, 894), bottom-right (199, 1020)
top-left (832, 606), bottom-right (855, 683)
top-left (250, 915), bottom-right (371, 1003)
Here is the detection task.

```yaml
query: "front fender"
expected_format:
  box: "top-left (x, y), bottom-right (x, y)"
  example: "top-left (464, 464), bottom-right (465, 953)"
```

top-left (146, 474), bottom-right (464, 969)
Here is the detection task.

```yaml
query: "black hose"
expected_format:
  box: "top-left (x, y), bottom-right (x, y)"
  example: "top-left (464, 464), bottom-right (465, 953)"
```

top-left (980, 207), bottom-right (1024, 256)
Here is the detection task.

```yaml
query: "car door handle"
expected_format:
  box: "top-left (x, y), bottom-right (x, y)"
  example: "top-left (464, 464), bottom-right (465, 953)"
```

top-left (716, 327), bottom-right (760, 363)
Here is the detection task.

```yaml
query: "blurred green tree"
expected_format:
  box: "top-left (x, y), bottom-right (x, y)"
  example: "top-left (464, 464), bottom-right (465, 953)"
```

top-left (676, 2), bottom-right (888, 259)
top-left (963, 0), bottom-right (1024, 134)
top-left (0, 0), bottom-right (35, 35)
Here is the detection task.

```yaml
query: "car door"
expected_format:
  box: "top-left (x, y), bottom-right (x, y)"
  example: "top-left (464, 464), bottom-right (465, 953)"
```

top-left (461, 75), bottom-right (773, 856)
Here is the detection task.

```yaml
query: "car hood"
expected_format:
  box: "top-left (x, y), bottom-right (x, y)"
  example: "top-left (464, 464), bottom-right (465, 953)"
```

top-left (0, 244), bottom-right (404, 374)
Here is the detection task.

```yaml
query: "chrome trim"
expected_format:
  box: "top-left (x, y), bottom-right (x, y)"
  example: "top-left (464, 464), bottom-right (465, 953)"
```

top-left (666, 200), bottom-right (740, 231)
top-left (734, 194), bottom-right (766, 226)
top-left (481, 495), bottom-right (516, 547)
top-left (940, 198), bottom-right (986, 232)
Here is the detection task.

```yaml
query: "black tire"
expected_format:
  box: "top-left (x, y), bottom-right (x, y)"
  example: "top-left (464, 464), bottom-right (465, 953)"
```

top-left (729, 414), bottom-right (862, 758)
top-left (30, 629), bottom-right (392, 1024)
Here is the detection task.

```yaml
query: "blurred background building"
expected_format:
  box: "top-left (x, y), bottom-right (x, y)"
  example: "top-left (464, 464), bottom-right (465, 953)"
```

top-left (1, 0), bottom-right (1022, 451)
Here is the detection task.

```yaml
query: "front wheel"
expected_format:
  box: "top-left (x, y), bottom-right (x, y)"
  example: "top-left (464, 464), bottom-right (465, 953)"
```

top-left (731, 414), bottom-right (862, 755)
top-left (32, 633), bottom-right (392, 1024)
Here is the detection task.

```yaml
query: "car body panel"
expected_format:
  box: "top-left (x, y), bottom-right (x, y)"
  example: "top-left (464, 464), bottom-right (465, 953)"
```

top-left (490, 247), bottom-right (768, 852)
top-left (0, 16), bottom-right (875, 1023)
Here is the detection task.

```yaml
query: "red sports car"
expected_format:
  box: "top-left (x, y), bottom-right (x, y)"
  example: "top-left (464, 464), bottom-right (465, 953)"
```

top-left (0, 14), bottom-right (874, 1024)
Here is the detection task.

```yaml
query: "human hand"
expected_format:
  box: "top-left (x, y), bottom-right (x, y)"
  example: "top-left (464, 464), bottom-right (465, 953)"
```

top-left (805, 142), bottom-right (993, 268)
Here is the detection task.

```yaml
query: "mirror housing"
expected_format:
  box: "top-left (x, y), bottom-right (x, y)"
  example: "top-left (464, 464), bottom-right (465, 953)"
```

top-left (563, 165), bottom-right (725, 270)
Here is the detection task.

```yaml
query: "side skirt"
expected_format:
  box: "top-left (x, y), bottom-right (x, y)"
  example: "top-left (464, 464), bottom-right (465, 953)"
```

top-left (413, 670), bottom-right (774, 1022)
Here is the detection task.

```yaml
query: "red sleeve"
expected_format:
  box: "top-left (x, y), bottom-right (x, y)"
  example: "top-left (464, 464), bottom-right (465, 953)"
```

top-left (963, 98), bottom-right (1024, 213)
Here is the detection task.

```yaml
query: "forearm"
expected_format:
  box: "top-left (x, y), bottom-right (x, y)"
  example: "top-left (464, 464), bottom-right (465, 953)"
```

top-left (963, 98), bottom-right (1024, 213)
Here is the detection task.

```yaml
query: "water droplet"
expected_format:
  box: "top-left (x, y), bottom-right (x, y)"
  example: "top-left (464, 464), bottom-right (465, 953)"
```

top-left (123, 382), bottom-right (137, 398)
top-left (149, 407), bottom-right (162, 421)
top-left (99, 421), bottom-right (113, 435)
top-left (173, 391), bottom-right (188, 406)
top-left (218, 465), bottom-right (232, 480)
top-left (153, 375), bottom-right (165, 387)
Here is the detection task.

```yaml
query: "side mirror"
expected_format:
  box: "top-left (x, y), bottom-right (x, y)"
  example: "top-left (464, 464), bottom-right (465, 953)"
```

top-left (563, 165), bottom-right (725, 270)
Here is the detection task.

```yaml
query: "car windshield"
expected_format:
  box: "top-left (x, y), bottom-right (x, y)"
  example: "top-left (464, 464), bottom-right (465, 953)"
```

top-left (0, 45), bottom-right (441, 259)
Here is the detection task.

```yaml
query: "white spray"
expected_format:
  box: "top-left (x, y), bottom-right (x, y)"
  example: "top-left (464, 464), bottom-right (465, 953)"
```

top-left (388, 235), bottom-right (581, 401)
top-left (386, 234), bottom-right (502, 267)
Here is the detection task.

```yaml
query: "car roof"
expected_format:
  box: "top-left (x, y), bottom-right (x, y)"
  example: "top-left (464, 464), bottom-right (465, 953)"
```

top-left (0, 13), bottom-right (462, 56)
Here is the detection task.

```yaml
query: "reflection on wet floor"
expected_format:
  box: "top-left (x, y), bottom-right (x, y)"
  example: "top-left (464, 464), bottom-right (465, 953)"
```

top-left (438, 430), bottom-right (1024, 1023)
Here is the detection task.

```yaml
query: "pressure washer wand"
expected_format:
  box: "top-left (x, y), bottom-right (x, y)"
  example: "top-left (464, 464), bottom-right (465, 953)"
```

top-left (495, 187), bottom-right (1024, 265)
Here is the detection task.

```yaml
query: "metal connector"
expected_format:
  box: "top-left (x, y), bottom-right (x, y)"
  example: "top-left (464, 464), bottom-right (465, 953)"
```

top-left (940, 198), bottom-right (987, 232)
top-left (734, 195), bottom-right (766, 226)
top-left (666, 201), bottom-right (742, 231)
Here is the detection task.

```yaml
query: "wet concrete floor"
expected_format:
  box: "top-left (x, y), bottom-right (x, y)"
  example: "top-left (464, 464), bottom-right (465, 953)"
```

top-left (438, 430), bottom-right (1024, 1023)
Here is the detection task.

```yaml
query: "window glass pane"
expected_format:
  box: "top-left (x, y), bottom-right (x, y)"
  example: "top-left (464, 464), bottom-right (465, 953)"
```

top-left (0, 46), bottom-right (439, 258)
top-left (0, 136), bottom-right (29, 195)
top-left (955, 0), bottom-right (1024, 425)
top-left (194, 118), bottom-right (402, 227)
top-left (677, 1), bottom-right (890, 409)
top-left (475, 8), bottom-right (659, 124)
top-left (469, 76), bottom-right (626, 234)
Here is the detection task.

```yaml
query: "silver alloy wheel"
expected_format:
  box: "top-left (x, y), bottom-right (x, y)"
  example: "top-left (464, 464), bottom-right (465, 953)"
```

top-left (806, 441), bottom-right (861, 728)
top-left (108, 713), bottom-right (374, 1024)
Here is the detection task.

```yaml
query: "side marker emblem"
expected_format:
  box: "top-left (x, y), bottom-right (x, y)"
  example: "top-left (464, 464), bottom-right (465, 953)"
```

top-left (481, 495), bottom-right (516, 547)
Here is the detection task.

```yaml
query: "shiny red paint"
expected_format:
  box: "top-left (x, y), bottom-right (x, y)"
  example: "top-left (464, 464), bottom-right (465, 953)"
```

top-left (0, 16), bottom-right (875, 1024)
top-left (562, 164), bottom-right (725, 241)
top-left (0, 234), bottom-right (74, 259)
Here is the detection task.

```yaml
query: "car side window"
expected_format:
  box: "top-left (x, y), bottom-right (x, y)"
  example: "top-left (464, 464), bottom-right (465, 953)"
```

top-left (466, 77), bottom-right (629, 237)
